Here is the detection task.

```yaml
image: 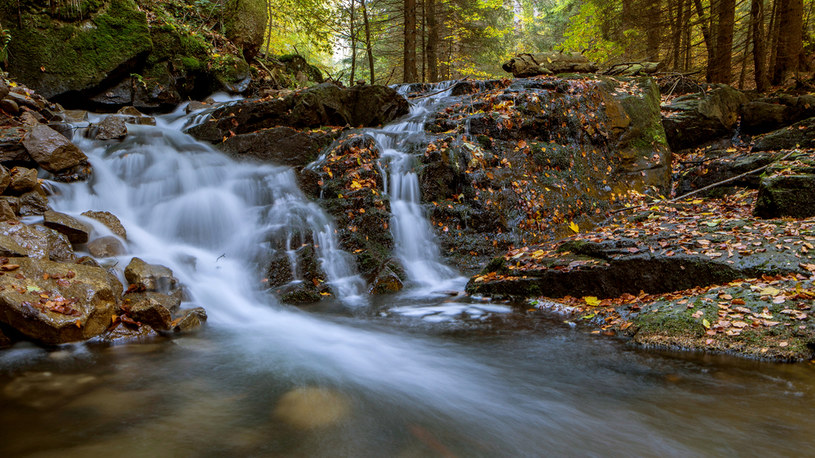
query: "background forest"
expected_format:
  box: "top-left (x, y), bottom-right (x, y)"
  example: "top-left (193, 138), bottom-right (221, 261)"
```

top-left (247, 0), bottom-right (813, 89)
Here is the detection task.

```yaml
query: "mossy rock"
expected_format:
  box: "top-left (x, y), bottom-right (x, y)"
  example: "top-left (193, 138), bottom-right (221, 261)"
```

top-left (1, 0), bottom-right (152, 100)
top-left (223, 0), bottom-right (266, 60)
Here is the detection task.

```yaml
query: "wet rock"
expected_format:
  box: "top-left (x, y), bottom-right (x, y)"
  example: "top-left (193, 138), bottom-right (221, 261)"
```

top-left (369, 266), bottom-right (403, 294)
top-left (21, 124), bottom-right (88, 173)
top-left (43, 211), bottom-right (91, 244)
top-left (661, 85), bottom-right (747, 151)
top-left (502, 52), bottom-right (598, 77)
top-left (0, 97), bottom-right (19, 114)
top-left (0, 165), bottom-right (9, 194)
top-left (47, 122), bottom-right (74, 140)
top-left (124, 257), bottom-right (178, 293)
top-left (675, 151), bottom-right (783, 196)
top-left (171, 307), bottom-right (207, 333)
top-left (61, 110), bottom-right (89, 123)
top-left (93, 116), bottom-right (128, 140)
top-left (125, 291), bottom-right (180, 314)
top-left (752, 117), bottom-right (815, 152)
top-left (75, 256), bottom-right (102, 268)
top-left (99, 321), bottom-right (159, 343)
top-left (185, 101), bottom-right (210, 113)
top-left (0, 126), bottom-right (31, 162)
top-left (81, 210), bottom-right (127, 239)
top-left (0, 222), bottom-right (75, 261)
top-left (0, 200), bottom-right (16, 222)
top-left (20, 111), bottom-right (43, 126)
top-left (87, 236), bottom-right (126, 258)
top-left (0, 79), bottom-right (8, 100)
top-left (18, 191), bottom-right (50, 217)
top-left (0, 234), bottom-right (28, 257)
top-left (122, 293), bottom-right (173, 330)
top-left (278, 283), bottom-right (323, 304)
top-left (0, 257), bottom-right (120, 344)
top-left (8, 167), bottom-right (39, 195)
top-left (219, 126), bottom-right (341, 168)
top-left (273, 387), bottom-right (351, 429)
top-left (186, 83), bottom-right (408, 142)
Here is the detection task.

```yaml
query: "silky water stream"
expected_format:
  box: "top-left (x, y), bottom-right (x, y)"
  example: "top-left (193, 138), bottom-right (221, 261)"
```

top-left (1, 89), bottom-right (815, 457)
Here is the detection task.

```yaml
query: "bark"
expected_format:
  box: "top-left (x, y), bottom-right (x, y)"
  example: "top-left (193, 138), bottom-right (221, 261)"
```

top-left (710, 0), bottom-right (735, 83)
top-left (361, 0), bottom-right (375, 84)
top-left (350, 0), bottom-right (357, 85)
top-left (646, 0), bottom-right (662, 61)
top-left (693, 0), bottom-right (716, 82)
top-left (426, 0), bottom-right (438, 82)
top-left (752, 0), bottom-right (769, 91)
top-left (772, 0), bottom-right (805, 83)
top-left (403, 0), bottom-right (418, 82)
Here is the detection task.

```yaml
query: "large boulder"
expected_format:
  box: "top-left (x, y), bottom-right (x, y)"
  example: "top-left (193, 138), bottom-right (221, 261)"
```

top-left (675, 151), bottom-right (784, 196)
top-left (21, 124), bottom-right (88, 173)
top-left (42, 211), bottom-right (91, 244)
top-left (0, 0), bottom-right (152, 101)
top-left (752, 117), bottom-right (815, 151)
top-left (754, 153), bottom-right (815, 219)
top-left (502, 52), bottom-right (598, 78)
top-left (0, 221), bottom-right (75, 262)
top-left (124, 257), bottom-right (178, 293)
top-left (223, 0), bottom-right (267, 61)
top-left (740, 95), bottom-right (815, 135)
top-left (661, 85), bottom-right (747, 151)
top-left (186, 83), bottom-right (409, 142)
top-left (219, 126), bottom-right (341, 168)
top-left (81, 210), bottom-right (128, 239)
top-left (0, 257), bottom-right (120, 344)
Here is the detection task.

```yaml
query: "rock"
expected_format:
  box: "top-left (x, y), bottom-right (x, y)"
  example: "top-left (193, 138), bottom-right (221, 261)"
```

top-left (99, 321), bottom-right (159, 343)
top-left (0, 222), bottom-right (75, 261)
top-left (186, 83), bottom-right (408, 142)
top-left (61, 110), bottom-right (89, 122)
top-left (219, 126), bottom-right (341, 168)
top-left (171, 307), bottom-right (207, 333)
top-left (273, 387), bottom-right (351, 429)
top-left (0, 97), bottom-right (19, 114)
top-left (126, 291), bottom-right (181, 314)
top-left (0, 325), bottom-right (13, 347)
top-left (43, 211), bottom-right (91, 244)
top-left (87, 236), bottom-right (126, 258)
top-left (754, 156), bottom-right (815, 218)
top-left (93, 116), bottom-right (128, 140)
top-left (124, 257), bottom-right (178, 293)
top-left (185, 101), bottom-right (209, 113)
top-left (122, 292), bottom-right (173, 330)
top-left (0, 234), bottom-right (29, 257)
top-left (369, 266), bottom-right (403, 294)
top-left (0, 257), bottom-right (120, 344)
top-left (752, 117), bottom-right (815, 151)
top-left (278, 54), bottom-right (324, 85)
top-left (21, 124), bottom-right (88, 173)
top-left (675, 151), bottom-right (784, 196)
top-left (603, 62), bottom-right (661, 76)
top-left (502, 52), bottom-right (598, 77)
top-left (18, 191), bottom-right (50, 217)
top-left (223, 0), bottom-right (267, 61)
top-left (81, 211), bottom-right (127, 239)
top-left (0, 79), bottom-right (9, 100)
top-left (0, 165), bottom-right (9, 194)
top-left (1, 0), bottom-right (152, 101)
top-left (661, 85), bottom-right (747, 151)
top-left (0, 125), bottom-right (31, 162)
top-left (75, 256), bottom-right (102, 268)
top-left (740, 95), bottom-right (815, 135)
top-left (47, 122), bottom-right (74, 140)
top-left (0, 200), bottom-right (16, 222)
top-left (8, 167), bottom-right (39, 194)
top-left (278, 283), bottom-right (323, 304)
top-left (20, 111), bottom-right (43, 126)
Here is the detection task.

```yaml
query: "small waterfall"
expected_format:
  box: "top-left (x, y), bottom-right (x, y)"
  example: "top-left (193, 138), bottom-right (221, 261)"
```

top-left (371, 82), bottom-right (463, 289)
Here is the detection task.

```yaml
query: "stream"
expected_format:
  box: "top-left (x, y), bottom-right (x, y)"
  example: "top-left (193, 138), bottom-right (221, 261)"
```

top-left (1, 88), bottom-right (815, 457)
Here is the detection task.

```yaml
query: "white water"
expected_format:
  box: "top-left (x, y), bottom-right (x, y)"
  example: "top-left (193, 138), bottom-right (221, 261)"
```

top-left (372, 82), bottom-right (464, 290)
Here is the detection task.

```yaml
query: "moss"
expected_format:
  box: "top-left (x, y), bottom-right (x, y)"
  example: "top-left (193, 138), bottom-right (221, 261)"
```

top-left (180, 56), bottom-right (202, 71)
top-left (4, 0), bottom-right (152, 98)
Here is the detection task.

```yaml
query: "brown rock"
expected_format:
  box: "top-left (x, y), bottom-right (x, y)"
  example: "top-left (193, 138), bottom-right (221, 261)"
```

top-left (0, 233), bottom-right (28, 257)
top-left (20, 111), bottom-right (43, 126)
top-left (99, 321), bottom-right (159, 343)
top-left (0, 98), bottom-right (19, 114)
top-left (0, 257), bottom-right (120, 344)
top-left (123, 293), bottom-right (173, 330)
top-left (0, 200), bottom-right (16, 221)
top-left (42, 211), bottom-right (91, 244)
top-left (81, 210), bottom-right (127, 239)
top-left (61, 110), bottom-right (89, 122)
top-left (8, 167), bottom-right (39, 195)
top-left (93, 116), bottom-right (127, 140)
top-left (171, 307), bottom-right (207, 333)
top-left (0, 165), bottom-right (10, 194)
top-left (22, 124), bottom-right (88, 173)
top-left (369, 266), bottom-right (403, 294)
top-left (18, 191), bottom-right (49, 216)
top-left (124, 257), bottom-right (177, 293)
top-left (87, 236), bottom-right (126, 258)
top-left (75, 256), bottom-right (101, 268)
top-left (0, 221), bottom-right (75, 261)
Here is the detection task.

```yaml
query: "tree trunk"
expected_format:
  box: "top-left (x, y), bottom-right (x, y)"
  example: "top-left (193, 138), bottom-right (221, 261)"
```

top-left (752, 0), bottom-right (769, 91)
top-left (360, 0), bottom-right (375, 84)
top-left (646, 0), bottom-right (662, 61)
top-left (710, 0), bottom-right (735, 83)
top-left (693, 0), bottom-right (716, 82)
top-left (403, 0), bottom-right (418, 82)
top-left (671, 0), bottom-right (684, 70)
top-left (772, 0), bottom-right (805, 83)
top-left (426, 0), bottom-right (438, 82)
top-left (350, 0), bottom-right (357, 86)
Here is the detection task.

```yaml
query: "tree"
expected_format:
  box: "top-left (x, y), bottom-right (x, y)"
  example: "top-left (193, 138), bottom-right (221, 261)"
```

top-left (403, 0), bottom-right (418, 82)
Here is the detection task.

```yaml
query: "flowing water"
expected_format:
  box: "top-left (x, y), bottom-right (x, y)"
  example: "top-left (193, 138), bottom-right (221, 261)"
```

top-left (1, 89), bottom-right (815, 457)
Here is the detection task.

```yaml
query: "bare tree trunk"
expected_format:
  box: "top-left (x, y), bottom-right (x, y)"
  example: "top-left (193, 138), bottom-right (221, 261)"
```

top-left (767, 0), bottom-right (780, 76)
top-left (738, 18), bottom-right (752, 88)
top-left (772, 0), bottom-right (805, 83)
top-left (671, 0), bottom-right (684, 70)
top-left (421, 0), bottom-right (426, 82)
top-left (350, 0), bottom-right (357, 85)
top-left (693, 0), bottom-right (716, 81)
top-left (646, 0), bottom-right (662, 61)
top-left (403, 0), bottom-right (418, 82)
top-left (360, 0), bottom-right (375, 84)
top-left (710, 0), bottom-right (735, 83)
top-left (426, 0), bottom-right (438, 82)
top-left (752, 0), bottom-right (769, 91)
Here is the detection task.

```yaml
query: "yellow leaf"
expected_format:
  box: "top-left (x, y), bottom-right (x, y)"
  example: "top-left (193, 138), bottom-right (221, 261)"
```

top-left (569, 221), bottom-right (579, 233)
top-left (759, 287), bottom-right (782, 296)
top-left (583, 296), bottom-right (601, 306)
top-left (702, 318), bottom-right (711, 329)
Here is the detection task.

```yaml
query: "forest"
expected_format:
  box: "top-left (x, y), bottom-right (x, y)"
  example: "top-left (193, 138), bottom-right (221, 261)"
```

top-left (251, 0), bottom-right (814, 89)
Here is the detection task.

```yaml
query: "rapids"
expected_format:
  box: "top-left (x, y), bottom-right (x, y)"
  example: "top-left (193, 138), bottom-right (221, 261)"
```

top-left (1, 87), bottom-right (814, 457)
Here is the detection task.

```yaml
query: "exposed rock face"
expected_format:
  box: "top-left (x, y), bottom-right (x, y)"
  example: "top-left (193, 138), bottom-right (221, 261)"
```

top-left (81, 211), bottom-right (128, 239)
top-left (0, 222), bottom-right (75, 262)
top-left (92, 116), bottom-right (128, 140)
top-left (87, 236), bottom-right (126, 258)
top-left (675, 151), bottom-right (784, 196)
top-left (219, 126), bottom-right (341, 168)
top-left (122, 292), bottom-right (174, 330)
top-left (42, 211), bottom-right (91, 244)
top-left (171, 307), bottom-right (207, 333)
top-left (186, 83), bottom-right (409, 146)
top-left (740, 95), bottom-right (815, 135)
top-left (22, 124), bottom-right (88, 173)
top-left (223, 0), bottom-right (267, 61)
top-left (661, 85), bottom-right (747, 151)
top-left (1, 0), bottom-right (152, 100)
top-left (502, 52), bottom-right (598, 78)
top-left (752, 117), bottom-right (815, 151)
top-left (0, 257), bottom-right (119, 344)
top-left (754, 154), bottom-right (815, 219)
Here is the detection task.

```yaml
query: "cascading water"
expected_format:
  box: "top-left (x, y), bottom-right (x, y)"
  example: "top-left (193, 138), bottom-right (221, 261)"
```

top-left (2, 89), bottom-right (815, 457)
top-left (371, 82), bottom-right (464, 290)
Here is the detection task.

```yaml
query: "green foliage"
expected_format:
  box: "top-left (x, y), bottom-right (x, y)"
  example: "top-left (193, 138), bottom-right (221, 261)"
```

top-left (558, 1), bottom-right (625, 63)
top-left (0, 28), bottom-right (10, 64)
